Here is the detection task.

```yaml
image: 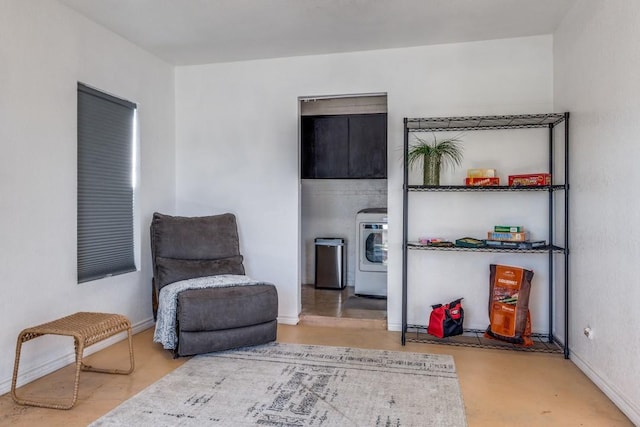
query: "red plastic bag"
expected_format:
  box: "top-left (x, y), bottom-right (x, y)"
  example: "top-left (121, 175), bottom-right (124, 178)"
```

top-left (427, 298), bottom-right (464, 338)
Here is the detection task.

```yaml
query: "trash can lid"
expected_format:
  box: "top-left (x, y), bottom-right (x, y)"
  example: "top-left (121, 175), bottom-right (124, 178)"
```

top-left (315, 238), bottom-right (344, 246)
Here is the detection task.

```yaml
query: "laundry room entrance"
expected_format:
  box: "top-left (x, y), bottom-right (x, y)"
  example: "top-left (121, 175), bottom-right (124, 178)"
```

top-left (298, 93), bottom-right (388, 325)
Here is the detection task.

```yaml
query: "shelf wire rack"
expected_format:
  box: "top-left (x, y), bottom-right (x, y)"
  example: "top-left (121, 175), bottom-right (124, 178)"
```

top-left (405, 325), bottom-right (564, 354)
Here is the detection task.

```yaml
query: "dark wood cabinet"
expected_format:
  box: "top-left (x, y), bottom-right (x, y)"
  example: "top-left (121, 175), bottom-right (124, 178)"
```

top-left (348, 114), bottom-right (387, 178)
top-left (301, 116), bottom-right (349, 178)
top-left (301, 113), bottom-right (387, 179)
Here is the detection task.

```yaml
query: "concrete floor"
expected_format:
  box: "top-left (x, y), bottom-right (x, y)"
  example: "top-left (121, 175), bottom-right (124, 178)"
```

top-left (0, 323), bottom-right (632, 426)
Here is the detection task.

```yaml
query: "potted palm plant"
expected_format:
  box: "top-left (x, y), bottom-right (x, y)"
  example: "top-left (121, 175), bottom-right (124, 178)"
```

top-left (407, 133), bottom-right (464, 186)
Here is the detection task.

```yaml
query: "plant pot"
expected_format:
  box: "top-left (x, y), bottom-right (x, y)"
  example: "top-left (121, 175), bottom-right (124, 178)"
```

top-left (423, 154), bottom-right (441, 186)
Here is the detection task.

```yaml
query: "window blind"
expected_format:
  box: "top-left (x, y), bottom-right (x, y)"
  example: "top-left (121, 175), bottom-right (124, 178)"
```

top-left (77, 83), bottom-right (136, 283)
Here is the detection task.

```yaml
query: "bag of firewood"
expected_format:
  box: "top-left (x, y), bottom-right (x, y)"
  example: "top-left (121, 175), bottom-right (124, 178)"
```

top-left (485, 264), bottom-right (534, 346)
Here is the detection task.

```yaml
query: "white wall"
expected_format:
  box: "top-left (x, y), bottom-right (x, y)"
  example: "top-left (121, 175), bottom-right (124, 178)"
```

top-left (175, 35), bottom-right (554, 329)
top-left (554, 1), bottom-right (640, 423)
top-left (0, 0), bottom-right (175, 393)
top-left (301, 179), bottom-right (388, 286)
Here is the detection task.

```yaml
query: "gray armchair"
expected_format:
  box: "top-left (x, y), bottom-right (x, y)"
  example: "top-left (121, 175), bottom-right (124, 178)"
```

top-left (150, 212), bottom-right (278, 356)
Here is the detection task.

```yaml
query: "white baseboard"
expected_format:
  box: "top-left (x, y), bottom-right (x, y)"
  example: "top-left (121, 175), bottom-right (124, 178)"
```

top-left (386, 322), bottom-right (402, 332)
top-left (277, 315), bottom-right (299, 325)
top-left (0, 317), bottom-right (155, 396)
top-left (570, 350), bottom-right (640, 425)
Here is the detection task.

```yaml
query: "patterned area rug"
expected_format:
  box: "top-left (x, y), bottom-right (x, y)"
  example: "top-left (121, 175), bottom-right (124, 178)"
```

top-left (90, 343), bottom-right (466, 427)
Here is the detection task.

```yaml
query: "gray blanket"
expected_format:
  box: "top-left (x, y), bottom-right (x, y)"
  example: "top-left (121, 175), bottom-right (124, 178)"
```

top-left (153, 274), bottom-right (260, 349)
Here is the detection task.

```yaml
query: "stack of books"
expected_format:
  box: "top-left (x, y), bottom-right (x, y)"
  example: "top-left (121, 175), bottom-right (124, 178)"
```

top-left (454, 237), bottom-right (486, 248)
top-left (485, 225), bottom-right (546, 249)
top-left (412, 238), bottom-right (455, 247)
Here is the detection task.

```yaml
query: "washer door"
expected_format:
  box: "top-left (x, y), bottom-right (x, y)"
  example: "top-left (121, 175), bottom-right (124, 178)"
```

top-left (359, 223), bottom-right (388, 272)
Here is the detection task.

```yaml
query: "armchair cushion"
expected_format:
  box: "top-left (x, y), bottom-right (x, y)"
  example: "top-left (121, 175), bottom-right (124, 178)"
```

top-left (151, 212), bottom-right (243, 292)
top-left (151, 212), bottom-right (241, 259)
top-left (178, 285), bottom-right (278, 332)
top-left (155, 256), bottom-right (245, 289)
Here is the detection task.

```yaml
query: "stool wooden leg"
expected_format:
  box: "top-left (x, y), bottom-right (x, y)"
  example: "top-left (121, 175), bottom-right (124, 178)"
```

top-left (11, 332), bottom-right (26, 406)
top-left (126, 326), bottom-right (135, 374)
top-left (68, 337), bottom-right (84, 409)
top-left (11, 333), bottom-right (80, 410)
top-left (81, 327), bottom-right (135, 375)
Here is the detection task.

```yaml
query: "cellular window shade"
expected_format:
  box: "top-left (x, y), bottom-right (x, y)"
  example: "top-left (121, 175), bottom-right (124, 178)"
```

top-left (77, 83), bottom-right (136, 283)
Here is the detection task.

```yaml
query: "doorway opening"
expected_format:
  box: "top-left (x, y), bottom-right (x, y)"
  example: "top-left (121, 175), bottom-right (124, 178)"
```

top-left (298, 93), bottom-right (388, 326)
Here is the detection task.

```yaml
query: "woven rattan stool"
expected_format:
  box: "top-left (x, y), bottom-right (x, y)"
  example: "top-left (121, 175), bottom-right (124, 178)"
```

top-left (11, 312), bottom-right (135, 409)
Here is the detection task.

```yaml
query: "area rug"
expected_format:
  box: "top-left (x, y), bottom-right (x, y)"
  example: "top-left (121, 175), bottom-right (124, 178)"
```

top-left (90, 343), bottom-right (466, 426)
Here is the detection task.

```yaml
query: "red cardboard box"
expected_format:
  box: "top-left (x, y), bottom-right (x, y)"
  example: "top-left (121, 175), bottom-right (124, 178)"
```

top-left (508, 173), bottom-right (551, 186)
top-left (465, 177), bottom-right (500, 186)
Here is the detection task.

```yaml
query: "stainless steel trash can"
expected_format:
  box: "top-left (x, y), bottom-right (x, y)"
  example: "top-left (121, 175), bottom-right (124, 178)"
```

top-left (315, 238), bottom-right (345, 289)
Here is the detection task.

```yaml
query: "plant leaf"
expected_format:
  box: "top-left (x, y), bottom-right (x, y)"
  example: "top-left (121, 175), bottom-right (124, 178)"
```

top-left (407, 133), bottom-right (464, 171)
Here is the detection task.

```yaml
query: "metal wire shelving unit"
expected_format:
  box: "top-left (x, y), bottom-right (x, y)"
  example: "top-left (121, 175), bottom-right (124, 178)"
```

top-left (401, 113), bottom-right (570, 358)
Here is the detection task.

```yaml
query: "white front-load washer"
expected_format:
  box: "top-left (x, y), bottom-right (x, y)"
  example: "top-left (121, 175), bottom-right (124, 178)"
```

top-left (355, 208), bottom-right (388, 297)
